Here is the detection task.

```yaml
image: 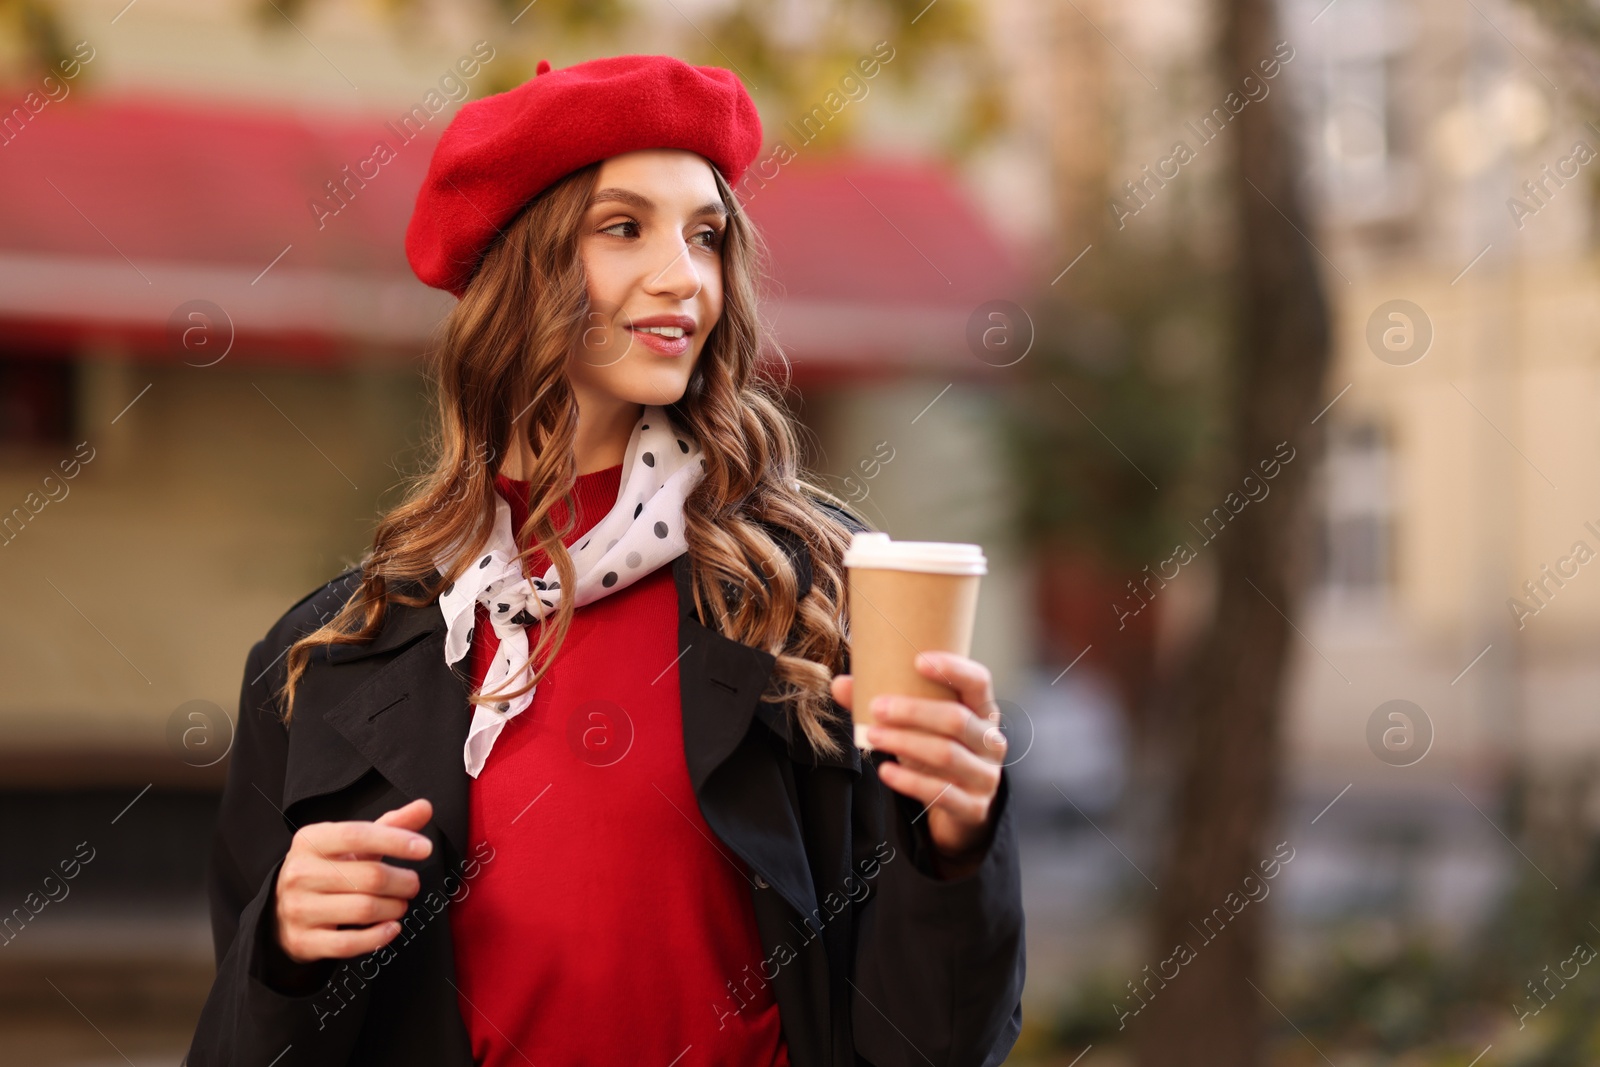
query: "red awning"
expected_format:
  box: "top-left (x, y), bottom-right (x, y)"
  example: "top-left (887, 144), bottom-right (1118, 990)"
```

top-left (0, 94), bottom-right (1023, 372)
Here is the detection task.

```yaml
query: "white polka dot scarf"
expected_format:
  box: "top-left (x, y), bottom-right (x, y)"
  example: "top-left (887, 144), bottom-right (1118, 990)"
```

top-left (433, 404), bottom-right (705, 778)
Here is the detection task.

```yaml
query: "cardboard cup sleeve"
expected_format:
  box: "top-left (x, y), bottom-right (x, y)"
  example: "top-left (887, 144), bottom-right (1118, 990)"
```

top-left (842, 532), bottom-right (986, 751)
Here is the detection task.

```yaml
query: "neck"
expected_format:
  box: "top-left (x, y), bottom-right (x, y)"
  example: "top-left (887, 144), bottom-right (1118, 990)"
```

top-left (572, 386), bottom-right (642, 475)
top-left (501, 389), bottom-right (641, 479)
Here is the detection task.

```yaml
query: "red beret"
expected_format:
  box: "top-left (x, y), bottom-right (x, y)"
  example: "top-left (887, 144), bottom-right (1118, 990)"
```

top-left (405, 53), bottom-right (763, 296)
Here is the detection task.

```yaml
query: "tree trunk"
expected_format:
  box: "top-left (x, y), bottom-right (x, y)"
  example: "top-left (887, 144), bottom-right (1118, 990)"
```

top-left (1134, 0), bottom-right (1332, 1061)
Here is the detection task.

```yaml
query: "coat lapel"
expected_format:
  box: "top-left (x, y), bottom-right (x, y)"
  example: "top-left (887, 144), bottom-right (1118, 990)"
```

top-left (321, 628), bottom-right (474, 862)
top-left (669, 551), bottom-right (861, 926)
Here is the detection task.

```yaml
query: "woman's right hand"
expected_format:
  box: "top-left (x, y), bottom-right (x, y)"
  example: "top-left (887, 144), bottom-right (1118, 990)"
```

top-left (273, 797), bottom-right (435, 964)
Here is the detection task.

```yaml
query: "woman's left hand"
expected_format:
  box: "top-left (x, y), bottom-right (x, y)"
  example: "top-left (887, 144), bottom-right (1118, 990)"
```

top-left (830, 650), bottom-right (1007, 876)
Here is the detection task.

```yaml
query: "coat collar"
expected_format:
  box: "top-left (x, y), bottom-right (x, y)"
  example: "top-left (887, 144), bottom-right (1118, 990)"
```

top-left (283, 544), bottom-right (858, 924)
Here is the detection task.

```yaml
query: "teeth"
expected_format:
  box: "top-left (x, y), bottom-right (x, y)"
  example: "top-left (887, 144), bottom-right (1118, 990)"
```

top-left (635, 325), bottom-right (685, 338)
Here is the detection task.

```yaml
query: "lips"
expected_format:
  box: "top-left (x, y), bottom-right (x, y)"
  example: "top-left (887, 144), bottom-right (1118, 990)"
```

top-left (625, 314), bottom-right (695, 356)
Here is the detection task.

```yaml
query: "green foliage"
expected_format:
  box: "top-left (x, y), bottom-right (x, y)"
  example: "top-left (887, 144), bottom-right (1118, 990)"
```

top-left (1041, 970), bottom-right (1136, 1046)
top-left (1276, 836), bottom-right (1600, 1064)
top-left (0, 0), bottom-right (71, 78)
top-left (1285, 934), bottom-right (1476, 1051)
top-left (1515, 0), bottom-right (1600, 48)
top-left (249, 0), bottom-right (1000, 148)
top-left (1512, 0), bottom-right (1600, 116)
top-left (568, 0), bottom-right (999, 152)
top-left (251, 0), bottom-right (628, 44)
top-left (1022, 843), bottom-right (1600, 1066)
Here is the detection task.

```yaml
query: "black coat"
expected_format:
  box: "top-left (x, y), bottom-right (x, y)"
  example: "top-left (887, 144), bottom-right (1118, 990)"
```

top-left (185, 505), bottom-right (1026, 1067)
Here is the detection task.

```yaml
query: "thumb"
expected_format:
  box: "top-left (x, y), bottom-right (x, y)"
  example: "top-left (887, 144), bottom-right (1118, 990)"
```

top-left (375, 797), bottom-right (433, 832)
top-left (830, 673), bottom-right (853, 711)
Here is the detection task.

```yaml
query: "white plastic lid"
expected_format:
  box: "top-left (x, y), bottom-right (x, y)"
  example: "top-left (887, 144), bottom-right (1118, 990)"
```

top-left (842, 531), bottom-right (987, 575)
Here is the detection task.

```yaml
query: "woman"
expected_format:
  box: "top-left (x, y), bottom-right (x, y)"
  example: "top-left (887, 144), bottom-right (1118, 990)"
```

top-left (187, 53), bottom-right (1024, 1067)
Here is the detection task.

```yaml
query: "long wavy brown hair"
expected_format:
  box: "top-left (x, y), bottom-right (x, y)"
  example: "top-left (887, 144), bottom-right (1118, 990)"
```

top-left (274, 159), bottom-right (864, 762)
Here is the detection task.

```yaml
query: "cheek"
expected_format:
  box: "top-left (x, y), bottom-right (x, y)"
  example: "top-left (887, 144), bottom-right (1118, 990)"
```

top-left (578, 240), bottom-right (627, 309)
top-left (578, 249), bottom-right (632, 349)
top-left (698, 267), bottom-right (725, 339)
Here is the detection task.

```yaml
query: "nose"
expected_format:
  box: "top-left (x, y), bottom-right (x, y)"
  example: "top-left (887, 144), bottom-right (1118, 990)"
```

top-left (642, 237), bottom-right (703, 301)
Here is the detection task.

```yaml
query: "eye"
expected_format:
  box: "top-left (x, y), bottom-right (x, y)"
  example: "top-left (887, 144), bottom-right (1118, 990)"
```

top-left (599, 219), bottom-right (639, 238)
top-left (691, 226), bottom-right (725, 249)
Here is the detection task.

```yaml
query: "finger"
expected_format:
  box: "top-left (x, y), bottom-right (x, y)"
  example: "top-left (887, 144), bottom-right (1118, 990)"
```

top-left (287, 920), bottom-right (406, 964)
top-left (872, 693), bottom-right (993, 758)
top-left (283, 889), bottom-right (413, 934)
top-left (375, 797), bottom-right (433, 831)
top-left (298, 819), bottom-right (433, 864)
top-left (281, 856), bottom-right (423, 900)
top-left (891, 748), bottom-right (1003, 804)
top-left (912, 651), bottom-right (998, 721)
top-left (366, 799), bottom-right (435, 861)
top-left (865, 725), bottom-right (1001, 795)
top-left (877, 760), bottom-right (990, 825)
top-left (829, 673), bottom-right (853, 711)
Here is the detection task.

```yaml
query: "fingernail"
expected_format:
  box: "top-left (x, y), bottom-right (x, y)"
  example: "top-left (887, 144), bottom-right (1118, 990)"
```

top-left (871, 695), bottom-right (891, 714)
top-left (410, 837), bottom-right (430, 857)
top-left (914, 652), bottom-right (934, 668)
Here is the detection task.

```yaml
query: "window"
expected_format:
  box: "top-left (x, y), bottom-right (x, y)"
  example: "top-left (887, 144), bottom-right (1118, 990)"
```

top-left (1306, 0), bottom-right (1418, 223)
top-left (1318, 420), bottom-right (1393, 595)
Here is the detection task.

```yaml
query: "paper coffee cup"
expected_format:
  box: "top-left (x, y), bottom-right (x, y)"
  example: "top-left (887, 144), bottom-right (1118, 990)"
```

top-left (842, 532), bottom-right (986, 751)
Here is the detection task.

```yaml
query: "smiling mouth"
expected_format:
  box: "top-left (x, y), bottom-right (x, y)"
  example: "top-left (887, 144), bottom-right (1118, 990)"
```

top-left (625, 324), bottom-right (693, 356)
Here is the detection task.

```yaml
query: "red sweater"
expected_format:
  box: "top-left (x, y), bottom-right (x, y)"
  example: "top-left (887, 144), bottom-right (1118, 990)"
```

top-left (449, 464), bottom-right (790, 1067)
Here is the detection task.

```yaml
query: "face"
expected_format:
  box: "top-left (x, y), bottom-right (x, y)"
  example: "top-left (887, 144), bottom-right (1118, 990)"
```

top-left (569, 148), bottom-right (727, 408)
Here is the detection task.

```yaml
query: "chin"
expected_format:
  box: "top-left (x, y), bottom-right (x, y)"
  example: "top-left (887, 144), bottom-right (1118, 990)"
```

top-left (610, 373), bottom-right (693, 408)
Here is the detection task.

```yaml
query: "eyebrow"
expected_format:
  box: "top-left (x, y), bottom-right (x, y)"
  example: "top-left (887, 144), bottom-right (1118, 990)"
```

top-left (588, 187), bottom-right (727, 221)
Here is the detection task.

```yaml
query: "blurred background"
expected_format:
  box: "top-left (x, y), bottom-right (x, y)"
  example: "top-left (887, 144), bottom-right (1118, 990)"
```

top-left (3, 0), bottom-right (1600, 1062)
